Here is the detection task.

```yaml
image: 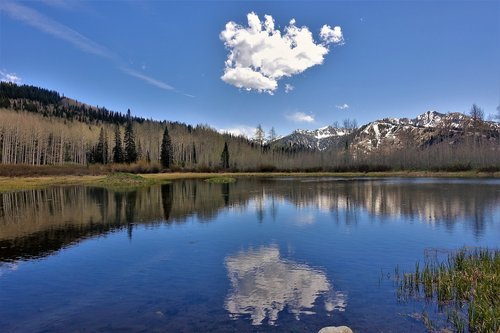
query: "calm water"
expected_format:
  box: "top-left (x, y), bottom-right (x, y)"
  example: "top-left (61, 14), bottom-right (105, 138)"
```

top-left (0, 178), bottom-right (499, 332)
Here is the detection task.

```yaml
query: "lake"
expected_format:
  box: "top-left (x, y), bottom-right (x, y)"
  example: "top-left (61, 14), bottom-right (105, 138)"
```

top-left (0, 177), bottom-right (499, 332)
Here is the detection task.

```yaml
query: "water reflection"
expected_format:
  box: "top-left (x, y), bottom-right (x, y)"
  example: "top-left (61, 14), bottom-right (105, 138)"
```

top-left (224, 245), bottom-right (346, 325)
top-left (0, 178), bottom-right (498, 262)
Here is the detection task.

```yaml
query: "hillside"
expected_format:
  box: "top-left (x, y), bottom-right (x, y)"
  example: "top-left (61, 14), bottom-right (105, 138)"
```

top-left (0, 82), bottom-right (314, 171)
top-left (1, 82), bottom-right (499, 172)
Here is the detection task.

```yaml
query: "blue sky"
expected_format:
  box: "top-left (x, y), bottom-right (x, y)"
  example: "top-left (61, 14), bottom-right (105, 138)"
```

top-left (0, 1), bottom-right (498, 137)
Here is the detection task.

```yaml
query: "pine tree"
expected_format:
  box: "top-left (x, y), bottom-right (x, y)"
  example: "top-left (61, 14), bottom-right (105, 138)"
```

top-left (220, 141), bottom-right (229, 169)
top-left (95, 127), bottom-right (106, 164)
top-left (160, 125), bottom-right (173, 168)
top-left (192, 142), bottom-right (197, 164)
top-left (103, 130), bottom-right (109, 164)
top-left (124, 109), bottom-right (137, 163)
top-left (112, 125), bottom-right (124, 163)
top-left (136, 139), bottom-right (142, 161)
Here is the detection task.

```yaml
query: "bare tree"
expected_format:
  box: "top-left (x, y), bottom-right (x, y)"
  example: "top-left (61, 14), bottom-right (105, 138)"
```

top-left (469, 104), bottom-right (484, 147)
top-left (255, 124), bottom-right (265, 146)
top-left (342, 118), bottom-right (358, 133)
top-left (268, 127), bottom-right (277, 142)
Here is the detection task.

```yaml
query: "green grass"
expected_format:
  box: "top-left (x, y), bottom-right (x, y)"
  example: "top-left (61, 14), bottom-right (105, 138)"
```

top-left (96, 172), bottom-right (160, 189)
top-left (395, 248), bottom-right (499, 332)
top-left (204, 176), bottom-right (236, 184)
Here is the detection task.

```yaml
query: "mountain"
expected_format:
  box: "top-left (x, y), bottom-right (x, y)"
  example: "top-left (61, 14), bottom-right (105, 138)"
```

top-left (275, 111), bottom-right (500, 152)
top-left (273, 126), bottom-right (352, 151)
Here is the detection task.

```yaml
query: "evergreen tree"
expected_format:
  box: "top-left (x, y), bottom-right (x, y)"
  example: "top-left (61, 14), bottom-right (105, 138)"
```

top-left (192, 142), bottom-right (197, 164)
top-left (112, 125), bottom-right (124, 163)
top-left (160, 125), bottom-right (173, 168)
top-left (95, 127), bottom-right (106, 164)
top-left (136, 139), bottom-right (142, 161)
top-left (103, 130), bottom-right (109, 164)
top-left (124, 110), bottom-right (137, 163)
top-left (220, 141), bottom-right (229, 169)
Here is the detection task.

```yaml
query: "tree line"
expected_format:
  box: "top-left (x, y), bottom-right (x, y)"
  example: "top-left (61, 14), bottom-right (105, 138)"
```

top-left (0, 82), bottom-right (499, 172)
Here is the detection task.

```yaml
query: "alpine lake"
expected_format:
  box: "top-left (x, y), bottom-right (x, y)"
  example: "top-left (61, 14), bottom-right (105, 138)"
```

top-left (0, 177), bottom-right (499, 332)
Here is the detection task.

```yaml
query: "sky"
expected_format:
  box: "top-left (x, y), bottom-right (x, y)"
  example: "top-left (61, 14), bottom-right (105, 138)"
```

top-left (0, 1), bottom-right (499, 137)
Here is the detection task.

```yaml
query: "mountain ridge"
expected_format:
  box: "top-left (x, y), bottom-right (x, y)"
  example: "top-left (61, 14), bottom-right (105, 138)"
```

top-left (274, 110), bottom-right (500, 152)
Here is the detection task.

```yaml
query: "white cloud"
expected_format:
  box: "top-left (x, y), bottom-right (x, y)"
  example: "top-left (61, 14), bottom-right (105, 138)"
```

top-left (286, 111), bottom-right (315, 123)
top-left (221, 67), bottom-right (277, 93)
top-left (284, 83), bottom-right (294, 93)
top-left (336, 103), bottom-right (349, 110)
top-left (219, 125), bottom-right (257, 138)
top-left (0, 70), bottom-right (21, 83)
top-left (320, 25), bottom-right (344, 45)
top-left (220, 12), bottom-right (344, 93)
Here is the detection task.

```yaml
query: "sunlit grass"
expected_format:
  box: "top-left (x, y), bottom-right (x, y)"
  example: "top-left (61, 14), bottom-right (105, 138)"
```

top-left (204, 176), bottom-right (236, 184)
top-left (0, 170), bottom-right (499, 193)
top-left (395, 248), bottom-right (499, 333)
top-left (96, 172), bottom-right (161, 189)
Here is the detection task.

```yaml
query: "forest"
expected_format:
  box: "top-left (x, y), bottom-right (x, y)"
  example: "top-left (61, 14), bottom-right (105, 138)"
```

top-left (1, 82), bottom-right (499, 173)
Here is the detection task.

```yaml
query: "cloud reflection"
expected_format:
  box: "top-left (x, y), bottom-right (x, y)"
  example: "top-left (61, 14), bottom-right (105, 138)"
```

top-left (224, 245), bottom-right (346, 325)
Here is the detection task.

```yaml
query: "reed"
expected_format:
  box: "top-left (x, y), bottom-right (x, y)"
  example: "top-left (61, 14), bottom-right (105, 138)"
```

top-left (395, 248), bottom-right (499, 332)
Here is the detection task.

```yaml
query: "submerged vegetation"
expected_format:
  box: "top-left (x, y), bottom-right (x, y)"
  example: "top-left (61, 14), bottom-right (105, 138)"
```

top-left (395, 248), bottom-right (499, 333)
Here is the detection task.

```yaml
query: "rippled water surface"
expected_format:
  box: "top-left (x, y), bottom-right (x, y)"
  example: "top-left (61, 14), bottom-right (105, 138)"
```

top-left (1, 177), bottom-right (499, 332)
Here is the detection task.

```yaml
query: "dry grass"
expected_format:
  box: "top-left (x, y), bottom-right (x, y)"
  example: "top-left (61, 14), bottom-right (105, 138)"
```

top-left (0, 170), bottom-right (498, 193)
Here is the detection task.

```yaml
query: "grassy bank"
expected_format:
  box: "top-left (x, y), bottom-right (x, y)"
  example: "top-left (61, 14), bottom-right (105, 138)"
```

top-left (0, 170), bottom-right (499, 192)
top-left (395, 248), bottom-right (499, 332)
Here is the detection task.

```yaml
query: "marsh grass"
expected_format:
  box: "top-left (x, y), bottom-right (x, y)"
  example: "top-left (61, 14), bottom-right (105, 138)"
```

top-left (204, 176), bottom-right (236, 184)
top-left (1, 170), bottom-right (499, 193)
top-left (96, 172), bottom-right (160, 189)
top-left (395, 248), bottom-right (499, 332)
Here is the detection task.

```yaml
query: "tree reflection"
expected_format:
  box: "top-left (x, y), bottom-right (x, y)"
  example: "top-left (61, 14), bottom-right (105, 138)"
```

top-left (0, 178), bottom-right (498, 261)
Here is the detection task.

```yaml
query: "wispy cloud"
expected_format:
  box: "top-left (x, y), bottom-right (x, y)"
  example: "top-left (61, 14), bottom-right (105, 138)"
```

top-left (39, 0), bottom-right (80, 11)
top-left (120, 67), bottom-right (174, 92)
top-left (336, 103), bottom-right (349, 110)
top-left (0, 1), bottom-right (113, 59)
top-left (0, 70), bottom-right (21, 83)
top-left (286, 112), bottom-right (315, 123)
top-left (0, 1), bottom-right (188, 96)
top-left (284, 84), bottom-right (294, 93)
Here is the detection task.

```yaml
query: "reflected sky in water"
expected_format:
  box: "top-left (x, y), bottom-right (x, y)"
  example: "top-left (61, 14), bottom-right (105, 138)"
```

top-left (225, 245), bottom-right (346, 325)
top-left (0, 178), bottom-right (499, 332)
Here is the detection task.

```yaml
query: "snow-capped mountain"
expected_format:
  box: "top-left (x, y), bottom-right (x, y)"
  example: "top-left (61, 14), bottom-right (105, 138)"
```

top-left (274, 111), bottom-right (500, 152)
top-left (274, 125), bottom-right (352, 150)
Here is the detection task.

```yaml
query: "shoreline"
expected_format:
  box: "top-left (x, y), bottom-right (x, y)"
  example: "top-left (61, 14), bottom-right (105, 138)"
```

top-left (1, 170), bottom-right (499, 193)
